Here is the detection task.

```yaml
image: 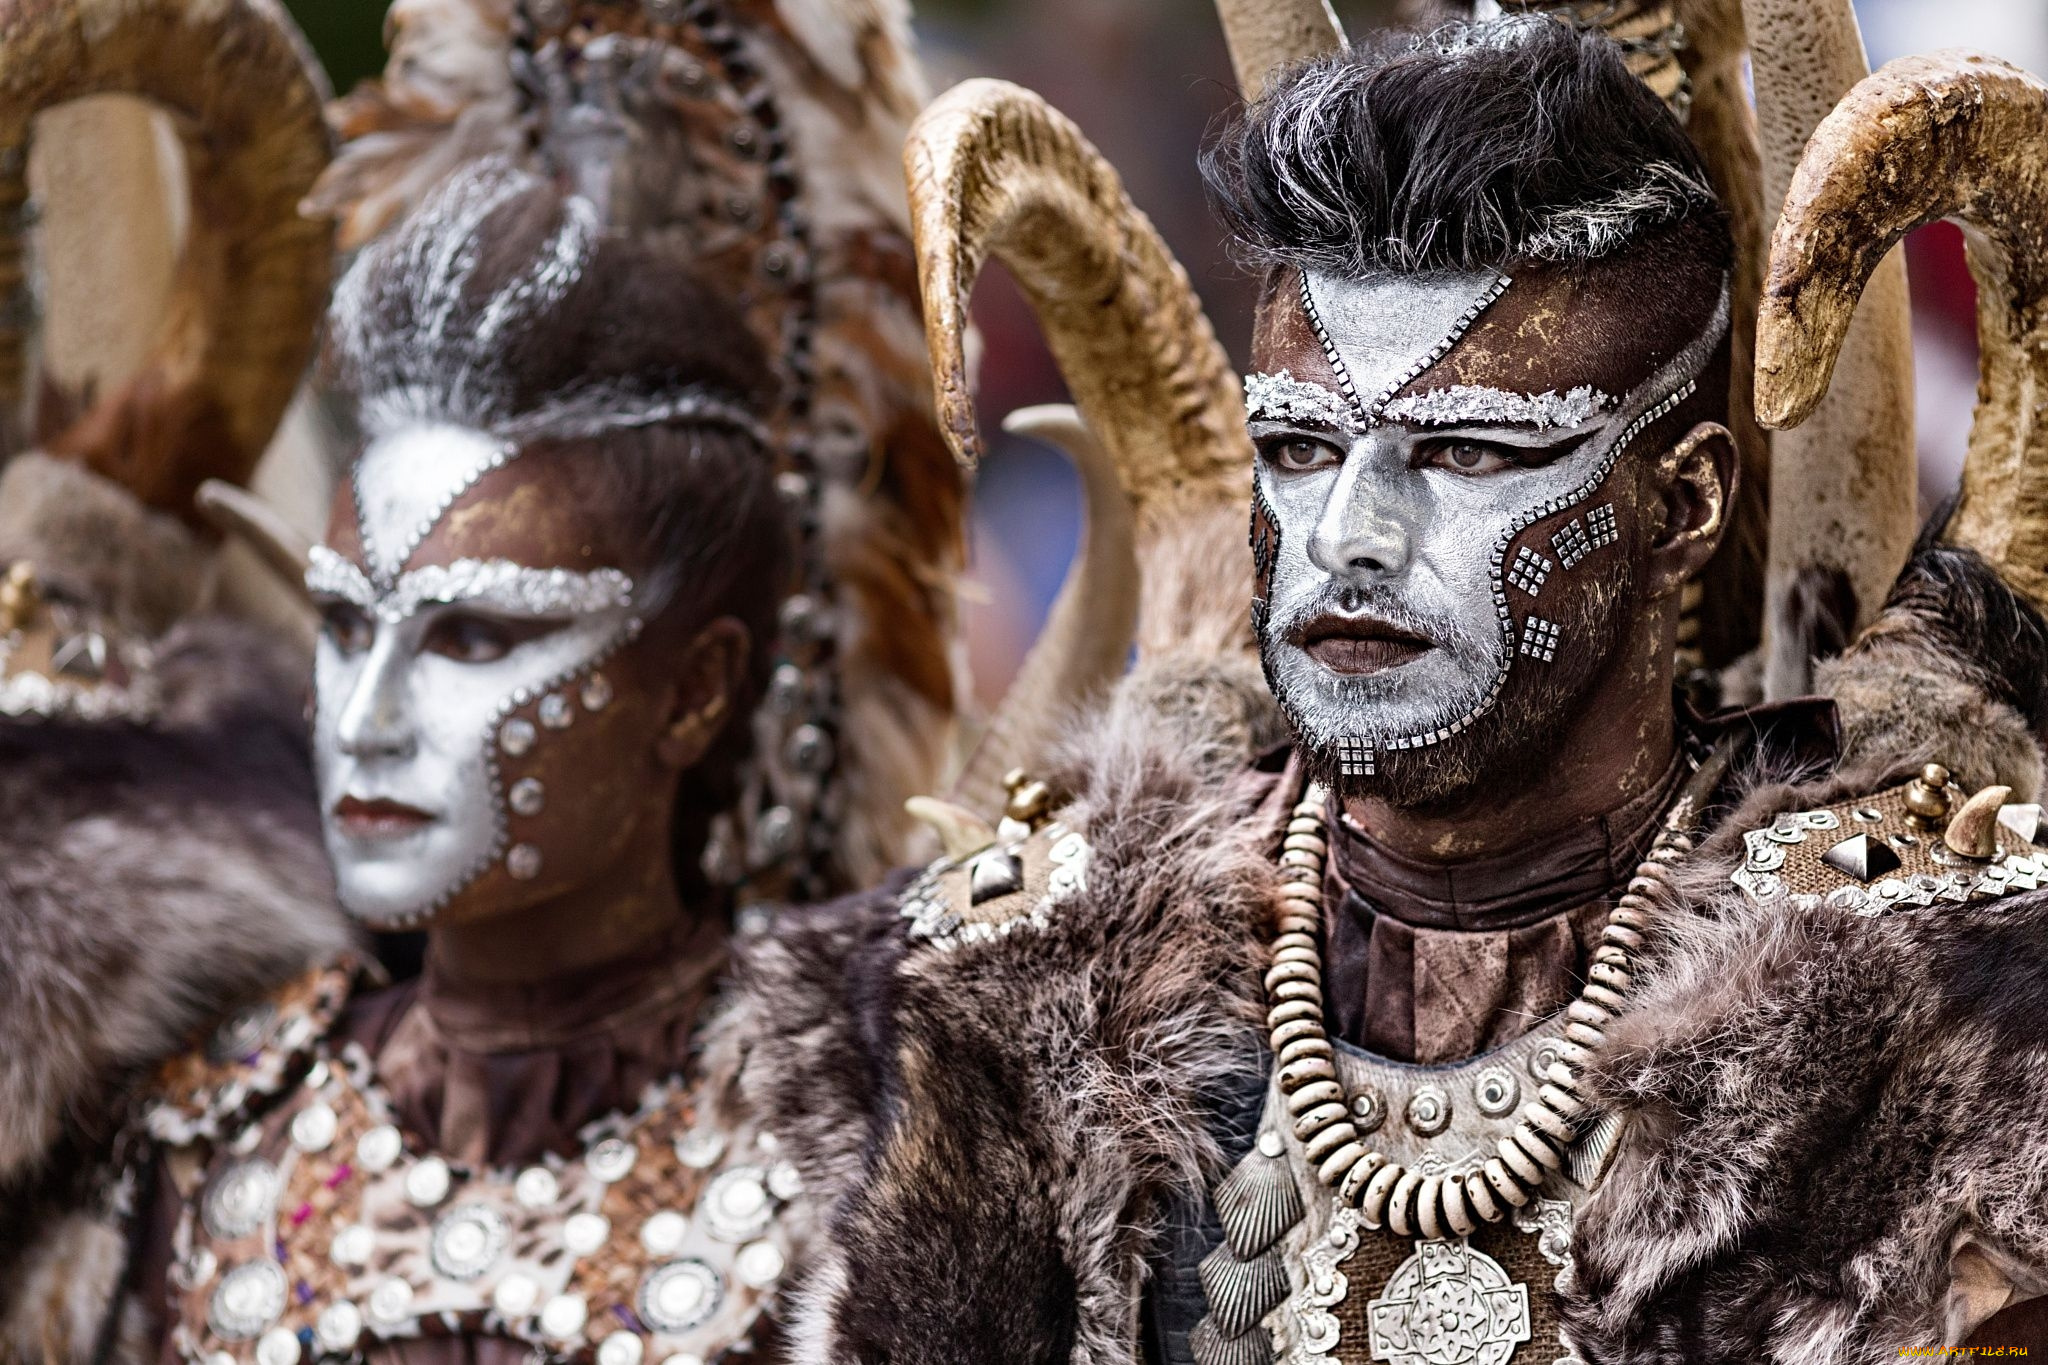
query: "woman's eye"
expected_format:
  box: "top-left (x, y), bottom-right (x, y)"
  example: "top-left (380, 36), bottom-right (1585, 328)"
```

top-left (319, 603), bottom-right (373, 656)
top-left (425, 613), bottom-right (518, 664)
top-left (1427, 441), bottom-right (1514, 475)
top-left (1262, 435), bottom-right (1343, 472)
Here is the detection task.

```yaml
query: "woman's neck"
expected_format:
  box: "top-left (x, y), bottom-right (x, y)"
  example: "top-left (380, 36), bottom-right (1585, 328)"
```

top-left (427, 820), bottom-right (708, 987)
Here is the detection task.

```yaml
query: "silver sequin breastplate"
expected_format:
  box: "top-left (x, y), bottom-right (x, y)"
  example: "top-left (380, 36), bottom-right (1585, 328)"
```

top-left (1193, 1021), bottom-right (1622, 1365)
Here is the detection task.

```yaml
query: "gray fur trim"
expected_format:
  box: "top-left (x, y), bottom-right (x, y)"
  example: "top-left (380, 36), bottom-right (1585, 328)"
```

top-left (1821, 642), bottom-right (2044, 801)
top-left (0, 454), bottom-right (208, 635)
top-left (735, 654), bottom-right (1283, 1363)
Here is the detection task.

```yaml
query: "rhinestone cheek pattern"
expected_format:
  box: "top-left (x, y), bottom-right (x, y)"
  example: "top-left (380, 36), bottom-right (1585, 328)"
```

top-left (168, 1037), bottom-right (803, 1365)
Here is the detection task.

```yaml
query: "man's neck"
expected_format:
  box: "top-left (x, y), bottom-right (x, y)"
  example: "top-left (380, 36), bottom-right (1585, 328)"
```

top-left (1341, 653), bottom-right (1680, 865)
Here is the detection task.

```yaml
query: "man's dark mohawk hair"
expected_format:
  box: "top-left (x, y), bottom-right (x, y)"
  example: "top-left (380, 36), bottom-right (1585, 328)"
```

top-left (1201, 16), bottom-right (1724, 276)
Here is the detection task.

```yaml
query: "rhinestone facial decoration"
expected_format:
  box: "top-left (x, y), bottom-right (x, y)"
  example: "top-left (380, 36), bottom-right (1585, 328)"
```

top-left (1505, 546), bottom-right (1552, 597)
top-left (1519, 617), bottom-right (1561, 663)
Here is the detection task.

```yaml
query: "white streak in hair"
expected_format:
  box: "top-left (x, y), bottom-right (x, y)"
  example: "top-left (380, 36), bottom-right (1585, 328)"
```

top-left (1382, 383), bottom-right (1615, 431)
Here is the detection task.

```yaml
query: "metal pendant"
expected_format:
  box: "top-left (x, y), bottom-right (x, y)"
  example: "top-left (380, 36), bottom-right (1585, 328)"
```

top-left (1365, 1239), bottom-right (1531, 1365)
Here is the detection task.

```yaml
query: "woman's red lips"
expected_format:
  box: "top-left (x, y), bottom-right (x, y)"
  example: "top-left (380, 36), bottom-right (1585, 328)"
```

top-left (1297, 615), bottom-right (1433, 676)
top-left (334, 795), bottom-right (435, 838)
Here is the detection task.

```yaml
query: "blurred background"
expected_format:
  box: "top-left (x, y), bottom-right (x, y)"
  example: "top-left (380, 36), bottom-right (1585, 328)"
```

top-left (278, 0), bottom-right (2048, 707)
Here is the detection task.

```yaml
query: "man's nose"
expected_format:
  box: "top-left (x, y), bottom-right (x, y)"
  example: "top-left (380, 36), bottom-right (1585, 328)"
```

top-left (1306, 444), bottom-right (1415, 580)
top-left (333, 632), bottom-right (418, 761)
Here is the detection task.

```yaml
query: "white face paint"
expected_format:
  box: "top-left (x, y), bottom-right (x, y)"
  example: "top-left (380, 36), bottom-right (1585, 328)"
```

top-left (1249, 270), bottom-right (1727, 771)
top-left (310, 425), bottom-right (643, 929)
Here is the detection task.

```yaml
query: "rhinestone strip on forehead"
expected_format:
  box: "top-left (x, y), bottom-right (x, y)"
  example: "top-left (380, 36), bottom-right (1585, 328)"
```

top-left (307, 548), bottom-right (635, 625)
top-left (1298, 270), bottom-right (1514, 428)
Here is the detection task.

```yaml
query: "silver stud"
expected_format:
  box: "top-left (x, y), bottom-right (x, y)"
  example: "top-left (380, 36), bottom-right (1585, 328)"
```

top-left (430, 1203), bottom-right (508, 1280)
top-left (637, 1260), bottom-right (723, 1333)
top-left (640, 1210), bottom-right (689, 1257)
top-left (404, 1155), bottom-right (452, 1207)
top-left (736, 1240), bottom-right (787, 1288)
top-left (701, 1166), bottom-right (773, 1242)
top-left (564, 1212), bottom-right (611, 1256)
top-left (509, 778), bottom-right (546, 817)
top-left (202, 1159), bottom-right (281, 1240)
top-left (316, 1300), bottom-right (363, 1353)
top-left (586, 1136), bottom-right (637, 1182)
top-left (1349, 1084), bottom-right (1387, 1134)
top-left (291, 1102), bottom-right (337, 1153)
top-left (1256, 1130), bottom-right (1284, 1159)
top-left (208, 1261), bottom-right (288, 1340)
top-left (256, 1326), bottom-right (302, 1365)
top-left (515, 1166), bottom-right (559, 1208)
top-left (368, 1277), bottom-right (414, 1324)
top-left (661, 1356), bottom-right (708, 1365)
top-left (499, 717), bottom-right (537, 756)
top-left (1406, 1084), bottom-right (1452, 1137)
top-left (1474, 1066), bottom-right (1519, 1117)
top-left (507, 844), bottom-right (543, 880)
top-left (598, 1333), bottom-right (645, 1365)
top-left (766, 663), bottom-right (805, 715)
top-left (356, 1124), bottom-right (402, 1172)
top-left (674, 1128), bottom-right (727, 1169)
top-left (331, 1223), bottom-right (374, 1268)
top-left (767, 1161), bottom-right (803, 1201)
top-left (581, 673), bottom-right (614, 712)
top-left (754, 805), bottom-right (797, 860)
top-left (785, 723), bottom-right (833, 774)
top-left (493, 1273), bottom-right (541, 1317)
top-left (539, 693), bottom-right (574, 729)
top-left (540, 1293), bottom-right (589, 1341)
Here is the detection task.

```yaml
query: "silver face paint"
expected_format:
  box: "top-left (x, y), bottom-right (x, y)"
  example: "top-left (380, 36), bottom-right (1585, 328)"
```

top-left (310, 424), bottom-right (644, 929)
top-left (1255, 271), bottom-right (1729, 764)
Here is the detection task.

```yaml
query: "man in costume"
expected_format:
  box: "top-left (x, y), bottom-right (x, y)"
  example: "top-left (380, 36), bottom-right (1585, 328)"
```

top-left (737, 9), bottom-right (2048, 1364)
top-left (0, 2), bottom-right (345, 1357)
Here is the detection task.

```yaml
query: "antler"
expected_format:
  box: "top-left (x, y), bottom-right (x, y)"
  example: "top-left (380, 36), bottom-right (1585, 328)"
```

top-left (1755, 51), bottom-right (2048, 613)
top-left (1213, 0), bottom-right (1345, 99)
top-left (906, 78), bottom-right (1250, 811)
top-left (0, 0), bottom-right (332, 518)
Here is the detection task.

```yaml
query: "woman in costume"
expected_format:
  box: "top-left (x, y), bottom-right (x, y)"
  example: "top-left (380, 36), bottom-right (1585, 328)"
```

top-left (129, 1), bottom-right (968, 1360)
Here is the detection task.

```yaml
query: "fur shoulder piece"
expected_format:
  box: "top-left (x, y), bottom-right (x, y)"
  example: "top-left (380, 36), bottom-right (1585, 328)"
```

top-left (1563, 777), bottom-right (2048, 1360)
top-left (729, 653), bottom-right (1284, 1363)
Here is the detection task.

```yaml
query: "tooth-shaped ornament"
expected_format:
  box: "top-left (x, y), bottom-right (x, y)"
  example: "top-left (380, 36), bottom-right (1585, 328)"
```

top-left (1211, 1142), bottom-right (1305, 1257)
top-left (1197, 1244), bottom-right (1289, 1337)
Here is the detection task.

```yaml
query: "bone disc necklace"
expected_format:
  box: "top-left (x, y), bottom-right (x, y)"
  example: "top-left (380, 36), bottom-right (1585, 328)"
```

top-left (1264, 771), bottom-right (1705, 1237)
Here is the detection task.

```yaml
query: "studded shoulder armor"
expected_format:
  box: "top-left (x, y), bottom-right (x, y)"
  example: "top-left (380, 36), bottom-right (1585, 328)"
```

top-left (1730, 764), bottom-right (2046, 915)
top-left (146, 960), bottom-right (363, 1150)
top-left (896, 771), bottom-right (1093, 952)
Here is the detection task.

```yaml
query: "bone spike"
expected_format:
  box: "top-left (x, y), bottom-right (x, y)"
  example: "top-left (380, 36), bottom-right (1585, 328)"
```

top-left (1946, 785), bottom-right (2014, 861)
top-left (196, 480), bottom-right (313, 596)
top-left (903, 796), bottom-right (998, 861)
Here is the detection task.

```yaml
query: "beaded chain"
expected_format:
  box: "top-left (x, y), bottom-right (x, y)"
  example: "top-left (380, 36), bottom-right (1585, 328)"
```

top-left (1266, 775), bottom-right (1705, 1238)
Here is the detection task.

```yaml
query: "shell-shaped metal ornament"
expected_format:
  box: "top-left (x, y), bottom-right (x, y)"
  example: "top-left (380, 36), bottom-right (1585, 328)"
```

top-left (1211, 1143), bottom-right (1304, 1258)
top-left (1190, 1313), bottom-right (1277, 1365)
top-left (1197, 1244), bottom-right (1289, 1338)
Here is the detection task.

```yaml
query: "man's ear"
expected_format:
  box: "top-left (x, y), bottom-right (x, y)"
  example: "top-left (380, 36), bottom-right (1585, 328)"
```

top-left (657, 617), bottom-right (750, 771)
top-left (1646, 421), bottom-right (1736, 598)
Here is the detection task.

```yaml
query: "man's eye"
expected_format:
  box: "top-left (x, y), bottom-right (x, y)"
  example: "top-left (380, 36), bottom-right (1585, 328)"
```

top-left (1425, 441), bottom-right (1515, 475)
top-left (1261, 435), bottom-right (1344, 472)
top-left (319, 603), bottom-right (373, 656)
top-left (424, 613), bottom-right (518, 664)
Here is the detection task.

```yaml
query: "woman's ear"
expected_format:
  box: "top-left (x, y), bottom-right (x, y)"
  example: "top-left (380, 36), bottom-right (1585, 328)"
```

top-left (1646, 421), bottom-right (1736, 598)
top-left (657, 617), bottom-right (750, 771)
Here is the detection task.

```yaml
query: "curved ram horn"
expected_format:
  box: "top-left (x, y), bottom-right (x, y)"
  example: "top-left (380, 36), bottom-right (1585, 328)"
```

top-left (1214, 0), bottom-right (1345, 100)
top-left (907, 78), bottom-right (1250, 812)
top-left (0, 0), bottom-right (333, 521)
top-left (1755, 51), bottom-right (2048, 615)
top-left (1741, 0), bottom-right (1916, 696)
top-left (945, 405), bottom-right (1139, 813)
top-left (195, 478), bottom-right (311, 596)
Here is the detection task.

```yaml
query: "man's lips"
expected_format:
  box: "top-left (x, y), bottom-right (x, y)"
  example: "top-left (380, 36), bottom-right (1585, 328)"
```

top-left (333, 795), bottom-right (436, 838)
top-left (1295, 614), bottom-right (1435, 676)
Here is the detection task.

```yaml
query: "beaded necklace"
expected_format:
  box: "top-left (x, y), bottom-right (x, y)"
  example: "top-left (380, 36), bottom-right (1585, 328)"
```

top-left (1264, 747), bottom-right (1727, 1236)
